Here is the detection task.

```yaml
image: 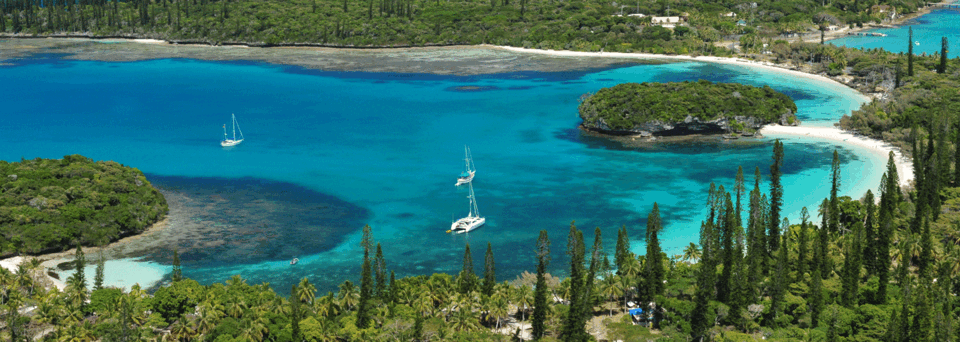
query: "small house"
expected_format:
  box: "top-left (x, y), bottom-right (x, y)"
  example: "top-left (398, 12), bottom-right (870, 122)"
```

top-left (722, 12), bottom-right (737, 17)
top-left (651, 16), bottom-right (681, 25)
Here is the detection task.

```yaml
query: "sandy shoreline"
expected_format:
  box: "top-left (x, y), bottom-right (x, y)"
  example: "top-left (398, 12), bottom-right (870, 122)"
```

top-left (494, 45), bottom-right (913, 190)
top-left (492, 45), bottom-right (872, 103)
top-left (759, 125), bottom-right (914, 189)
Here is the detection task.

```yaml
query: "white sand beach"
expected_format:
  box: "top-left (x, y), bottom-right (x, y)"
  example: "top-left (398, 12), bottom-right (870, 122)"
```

top-left (493, 45), bottom-right (871, 102)
top-left (496, 45), bottom-right (913, 192)
top-left (0, 256), bottom-right (66, 290)
top-left (761, 124), bottom-right (914, 188)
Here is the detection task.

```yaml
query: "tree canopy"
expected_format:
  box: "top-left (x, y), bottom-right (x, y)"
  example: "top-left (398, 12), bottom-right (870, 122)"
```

top-left (0, 155), bottom-right (168, 256)
top-left (578, 80), bottom-right (797, 133)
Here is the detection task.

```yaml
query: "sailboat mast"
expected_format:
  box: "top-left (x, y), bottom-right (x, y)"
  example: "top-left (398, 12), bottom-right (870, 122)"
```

top-left (468, 183), bottom-right (480, 217)
top-left (232, 114), bottom-right (237, 140)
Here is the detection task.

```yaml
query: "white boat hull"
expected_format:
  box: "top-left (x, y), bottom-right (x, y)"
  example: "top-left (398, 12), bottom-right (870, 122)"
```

top-left (221, 139), bottom-right (243, 147)
top-left (451, 216), bottom-right (485, 234)
top-left (455, 171), bottom-right (475, 186)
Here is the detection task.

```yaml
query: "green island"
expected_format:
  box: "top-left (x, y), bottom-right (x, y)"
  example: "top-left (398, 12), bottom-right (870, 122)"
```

top-left (578, 81), bottom-right (797, 136)
top-left (0, 155), bottom-right (168, 257)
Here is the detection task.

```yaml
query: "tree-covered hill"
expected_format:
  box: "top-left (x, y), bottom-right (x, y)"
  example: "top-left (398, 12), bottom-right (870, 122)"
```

top-left (0, 0), bottom-right (924, 53)
top-left (0, 155), bottom-right (168, 256)
top-left (578, 80), bottom-right (797, 135)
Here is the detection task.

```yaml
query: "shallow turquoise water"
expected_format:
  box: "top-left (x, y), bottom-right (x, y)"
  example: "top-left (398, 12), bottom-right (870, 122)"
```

top-left (830, 9), bottom-right (960, 55)
top-left (0, 54), bottom-right (878, 292)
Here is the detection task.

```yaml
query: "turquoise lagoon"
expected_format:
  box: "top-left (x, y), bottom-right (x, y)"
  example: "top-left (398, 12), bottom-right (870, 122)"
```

top-left (0, 53), bottom-right (879, 292)
top-left (829, 9), bottom-right (960, 55)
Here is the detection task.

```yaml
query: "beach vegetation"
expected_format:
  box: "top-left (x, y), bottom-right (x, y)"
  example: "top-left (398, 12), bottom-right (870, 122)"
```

top-left (0, 155), bottom-right (168, 257)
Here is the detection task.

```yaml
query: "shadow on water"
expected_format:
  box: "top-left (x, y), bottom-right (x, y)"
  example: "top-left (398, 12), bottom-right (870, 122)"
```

top-left (144, 175), bottom-right (370, 267)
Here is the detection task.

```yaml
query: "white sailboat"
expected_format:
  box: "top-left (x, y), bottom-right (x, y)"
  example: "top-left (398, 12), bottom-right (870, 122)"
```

top-left (455, 146), bottom-right (476, 186)
top-left (449, 182), bottom-right (485, 234)
top-left (220, 114), bottom-right (244, 147)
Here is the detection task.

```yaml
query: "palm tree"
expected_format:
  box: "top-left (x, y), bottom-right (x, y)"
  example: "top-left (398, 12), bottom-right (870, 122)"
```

top-left (226, 300), bottom-right (247, 319)
top-left (514, 284), bottom-right (533, 321)
top-left (601, 276), bottom-right (625, 316)
top-left (168, 316), bottom-right (196, 341)
top-left (338, 280), bottom-right (359, 311)
top-left (226, 274), bottom-right (247, 288)
top-left (681, 243), bottom-right (701, 263)
top-left (489, 295), bottom-right (509, 330)
top-left (298, 277), bottom-right (317, 304)
top-left (449, 307), bottom-right (480, 332)
top-left (414, 291), bottom-right (434, 318)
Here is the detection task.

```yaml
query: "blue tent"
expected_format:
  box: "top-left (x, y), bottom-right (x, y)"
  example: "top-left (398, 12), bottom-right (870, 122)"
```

top-left (629, 308), bottom-right (644, 315)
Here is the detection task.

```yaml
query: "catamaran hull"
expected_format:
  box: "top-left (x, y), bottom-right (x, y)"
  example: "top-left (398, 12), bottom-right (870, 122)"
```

top-left (221, 139), bottom-right (243, 147)
top-left (451, 217), bottom-right (485, 234)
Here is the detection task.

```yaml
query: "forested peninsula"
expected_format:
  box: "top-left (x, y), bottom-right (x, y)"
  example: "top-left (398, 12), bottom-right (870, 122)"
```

top-left (0, 0), bottom-right (924, 51)
top-left (578, 81), bottom-right (797, 136)
top-left (0, 155), bottom-right (168, 257)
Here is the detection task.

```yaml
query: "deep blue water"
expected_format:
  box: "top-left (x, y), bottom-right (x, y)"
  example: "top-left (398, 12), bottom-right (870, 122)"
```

top-left (830, 9), bottom-right (960, 55)
top-left (0, 53), bottom-right (880, 292)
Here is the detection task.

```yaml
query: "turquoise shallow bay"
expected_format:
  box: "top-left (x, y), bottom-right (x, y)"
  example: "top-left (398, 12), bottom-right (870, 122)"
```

top-left (0, 52), bottom-right (880, 292)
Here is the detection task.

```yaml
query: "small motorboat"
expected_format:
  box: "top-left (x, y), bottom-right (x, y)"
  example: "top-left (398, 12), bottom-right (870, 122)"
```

top-left (290, 258), bottom-right (299, 265)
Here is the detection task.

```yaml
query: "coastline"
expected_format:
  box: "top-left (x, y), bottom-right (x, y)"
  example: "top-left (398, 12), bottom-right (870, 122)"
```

top-left (492, 45), bottom-right (873, 103)
top-left (0, 205), bottom-right (172, 292)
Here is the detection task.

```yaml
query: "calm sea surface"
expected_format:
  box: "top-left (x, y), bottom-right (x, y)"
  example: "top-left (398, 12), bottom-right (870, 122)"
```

top-left (0, 51), bottom-right (881, 292)
top-left (830, 9), bottom-right (960, 55)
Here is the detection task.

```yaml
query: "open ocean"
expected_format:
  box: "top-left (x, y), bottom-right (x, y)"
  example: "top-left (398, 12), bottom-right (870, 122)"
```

top-left (0, 52), bottom-right (882, 292)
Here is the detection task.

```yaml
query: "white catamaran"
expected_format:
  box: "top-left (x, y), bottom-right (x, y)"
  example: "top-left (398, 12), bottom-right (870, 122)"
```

top-left (449, 182), bottom-right (485, 234)
top-left (221, 114), bottom-right (244, 147)
top-left (455, 146), bottom-right (476, 186)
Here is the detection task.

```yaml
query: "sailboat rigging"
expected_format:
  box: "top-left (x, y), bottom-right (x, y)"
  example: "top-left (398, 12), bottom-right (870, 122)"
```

top-left (221, 114), bottom-right (245, 147)
top-left (455, 146), bottom-right (476, 186)
top-left (449, 182), bottom-right (485, 234)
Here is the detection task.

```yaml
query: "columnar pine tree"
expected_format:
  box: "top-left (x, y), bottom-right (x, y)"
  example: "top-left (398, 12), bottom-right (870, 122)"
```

top-left (459, 243), bottom-right (476, 294)
top-left (94, 250), bottom-right (105, 290)
top-left (770, 219), bottom-right (789, 325)
top-left (735, 165), bottom-right (744, 228)
top-left (483, 242), bottom-right (496, 297)
top-left (862, 191), bottom-right (878, 277)
top-left (809, 246), bottom-right (824, 328)
top-left (797, 207), bottom-right (810, 283)
top-left (291, 284), bottom-right (302, 342)
top-left (908, 26), bottom-right (915, 76)
top-left (691, 221), bottom-right (716, 340)
top-left (374, 243), bottom-right (387, 298)
top-left (877, 152), bottom-right (899, 304)
top-left (356, 225), bottom-right (373, 328)
top-left (939, 37), bottom-right (949, 74)
top-left (718, 193), bottom-right (735, 304)
top-left (746, 168), bottom-right (764, 296)
top-left (829, 149), bottom-right (841, 234)
top-left (561, 222), bottom-right (587, 342)
top-left (615, 225), bottom-right (630, 275)
top-left (927, 129), bottom-right (943, 221)
top-left (840, 222), bottom-right (862, 308)
top-left (955, 120), bottom-right (960, 186)
top-left (532, 230), bottom-right (551, 340)
top-left (818, 199), bottom-right (831, 278)
top-left (388, 271), bottom-right (398, 304)
top-left (645, 203), bottom-right (666, 328)
top-left (171, 249), bottom-right (182, 283)
top-left (69, 244), bottom-right (88, 311)
top-left (769, 140), bottom-right (784, 254)
top-left (586, 227), bottom-right (603, 313)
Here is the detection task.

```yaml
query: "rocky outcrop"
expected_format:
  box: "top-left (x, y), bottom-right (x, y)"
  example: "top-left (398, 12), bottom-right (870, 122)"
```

top-left (581, 114), bottom-right (797, 137)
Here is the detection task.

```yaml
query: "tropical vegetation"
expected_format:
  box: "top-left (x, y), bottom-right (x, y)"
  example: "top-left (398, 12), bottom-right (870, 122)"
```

top-left (577, 80), bottom-right (797, 132)
top-left (0, 155), bottom-right (168, 257)
top-left (0, 0), bottom-right (925, 52)
top-left (3, 140), bottom-right (960, 341)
